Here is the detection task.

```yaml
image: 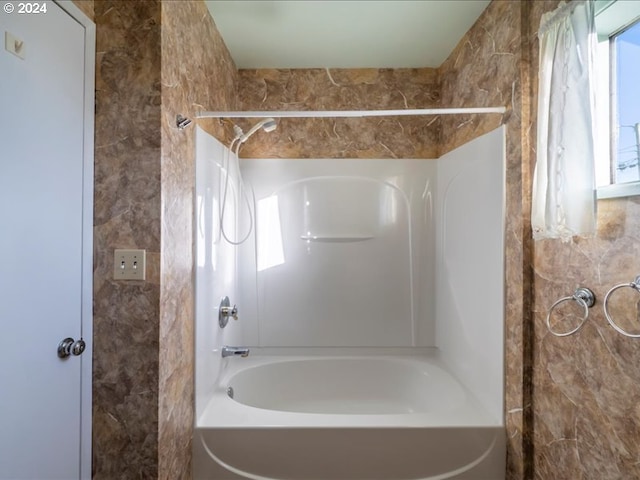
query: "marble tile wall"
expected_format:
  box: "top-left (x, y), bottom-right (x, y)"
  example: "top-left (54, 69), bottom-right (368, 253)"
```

top-left (92, 1), bottom-right (237, 478)
top-left (237, 68), bottom-right (441, 159)
top-left (528, 2), bottom-right (640, 479)
top-left (93, 1), bottom-right (162, 478)
top-left (159, 2), bottom-right (238, 479)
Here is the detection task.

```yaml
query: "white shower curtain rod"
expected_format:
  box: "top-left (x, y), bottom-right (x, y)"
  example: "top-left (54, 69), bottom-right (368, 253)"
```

top-left (196, 107), bottom-right (506, 119)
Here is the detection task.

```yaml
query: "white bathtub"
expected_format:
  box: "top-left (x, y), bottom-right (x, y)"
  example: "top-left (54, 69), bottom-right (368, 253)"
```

top-left (193, 352), bottom-right (505, 480)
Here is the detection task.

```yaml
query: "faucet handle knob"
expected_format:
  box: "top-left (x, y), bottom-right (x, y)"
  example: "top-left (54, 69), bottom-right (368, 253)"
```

top-left (218, 296), bottom-right (239, 328)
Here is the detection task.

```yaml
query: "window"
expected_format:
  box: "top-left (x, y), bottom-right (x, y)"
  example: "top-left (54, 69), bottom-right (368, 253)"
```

top-left (611, 21), bottom-right (640, 183)
top-left (595, 0), bottom-right (640, 198)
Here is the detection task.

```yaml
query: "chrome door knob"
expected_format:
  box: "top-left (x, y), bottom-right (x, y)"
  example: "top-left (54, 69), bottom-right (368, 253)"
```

top-left (58, 337), bottom-right (86, 359)
top-left (71, 338), bottom-right (86, 356)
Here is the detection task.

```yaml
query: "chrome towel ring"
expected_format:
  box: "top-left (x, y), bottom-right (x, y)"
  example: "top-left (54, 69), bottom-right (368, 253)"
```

top-left (603, 275), bottom-right (640, 338)
top-left (546, 287), bottom-right (596, 337)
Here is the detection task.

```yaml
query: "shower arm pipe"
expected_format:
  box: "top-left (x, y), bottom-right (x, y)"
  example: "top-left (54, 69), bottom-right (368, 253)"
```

top-left (196, 106), bottom-right (506, 119)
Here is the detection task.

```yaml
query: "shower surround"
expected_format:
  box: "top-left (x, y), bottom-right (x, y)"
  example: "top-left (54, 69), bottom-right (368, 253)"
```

top-left (193, 125), bottom-right (506, 479)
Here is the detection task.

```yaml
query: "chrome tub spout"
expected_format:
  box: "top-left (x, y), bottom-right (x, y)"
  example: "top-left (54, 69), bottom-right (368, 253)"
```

top-left (221, 346), bottom-right (250, 358)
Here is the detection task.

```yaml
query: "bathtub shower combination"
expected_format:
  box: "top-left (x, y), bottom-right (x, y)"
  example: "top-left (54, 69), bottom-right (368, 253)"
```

top-left (194, 123), bottom-right (506, 480)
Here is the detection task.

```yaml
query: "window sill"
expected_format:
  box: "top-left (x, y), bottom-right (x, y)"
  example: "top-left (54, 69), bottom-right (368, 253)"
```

top-left (597, 181), bottom-right (640, 199)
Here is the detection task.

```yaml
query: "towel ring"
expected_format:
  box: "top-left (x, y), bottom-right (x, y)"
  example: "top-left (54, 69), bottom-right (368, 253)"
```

top-left (545, 287), bottom-right (595, 337)
top-left (603, 275), bottom-right (640, 338)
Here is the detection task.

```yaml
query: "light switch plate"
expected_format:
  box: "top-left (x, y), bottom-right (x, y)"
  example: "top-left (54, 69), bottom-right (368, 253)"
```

top-left (113, 249), bottom-right (146, 281)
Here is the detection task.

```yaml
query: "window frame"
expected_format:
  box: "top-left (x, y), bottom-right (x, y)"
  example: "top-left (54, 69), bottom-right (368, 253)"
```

top-left (595, 0), bottom-right (640, 199)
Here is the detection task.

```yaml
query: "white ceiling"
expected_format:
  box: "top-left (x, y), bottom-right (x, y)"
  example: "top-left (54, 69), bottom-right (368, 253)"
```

top-left (205, 1), bottom-right (491, 69)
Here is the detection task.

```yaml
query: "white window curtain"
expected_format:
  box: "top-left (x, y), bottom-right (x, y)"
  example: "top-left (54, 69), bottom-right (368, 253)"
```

top-left (532, 0), bottom-right (597, 242)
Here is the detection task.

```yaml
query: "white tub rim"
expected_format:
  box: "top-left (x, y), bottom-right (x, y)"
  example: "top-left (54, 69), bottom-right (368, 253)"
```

top-left (198, 350), bottom-right (503, 429)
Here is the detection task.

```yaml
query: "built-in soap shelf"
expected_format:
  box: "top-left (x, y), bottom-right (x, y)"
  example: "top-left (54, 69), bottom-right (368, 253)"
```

top-left (300, 234), bottom-right (375, 243)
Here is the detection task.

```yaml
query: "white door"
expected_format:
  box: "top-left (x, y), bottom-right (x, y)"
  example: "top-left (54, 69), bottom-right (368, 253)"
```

top-left (0, 1), bottom-right (93, 478)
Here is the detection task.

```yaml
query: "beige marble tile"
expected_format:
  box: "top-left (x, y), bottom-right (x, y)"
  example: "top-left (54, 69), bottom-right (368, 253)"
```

top-left (159, 3), bottom-right (238, 478)
top-left (93, 1), bottom-right (237, 478)
top-left (93, 1), bottom-right (162, 478)
top-left (237, 68), bottom-right (441, 159)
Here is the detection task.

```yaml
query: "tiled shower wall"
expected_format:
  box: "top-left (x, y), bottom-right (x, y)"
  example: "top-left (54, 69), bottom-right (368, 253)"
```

top-left (81, 0), bottom-right (640, 478)
top-left (237, 68), bottom-right (441, 159)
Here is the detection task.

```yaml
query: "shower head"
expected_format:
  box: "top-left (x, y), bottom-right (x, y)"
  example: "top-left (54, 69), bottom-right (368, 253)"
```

top-left (239, 117), bottom-right (278, 144)
top-left (261, 118), bottom-right (278, 133)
